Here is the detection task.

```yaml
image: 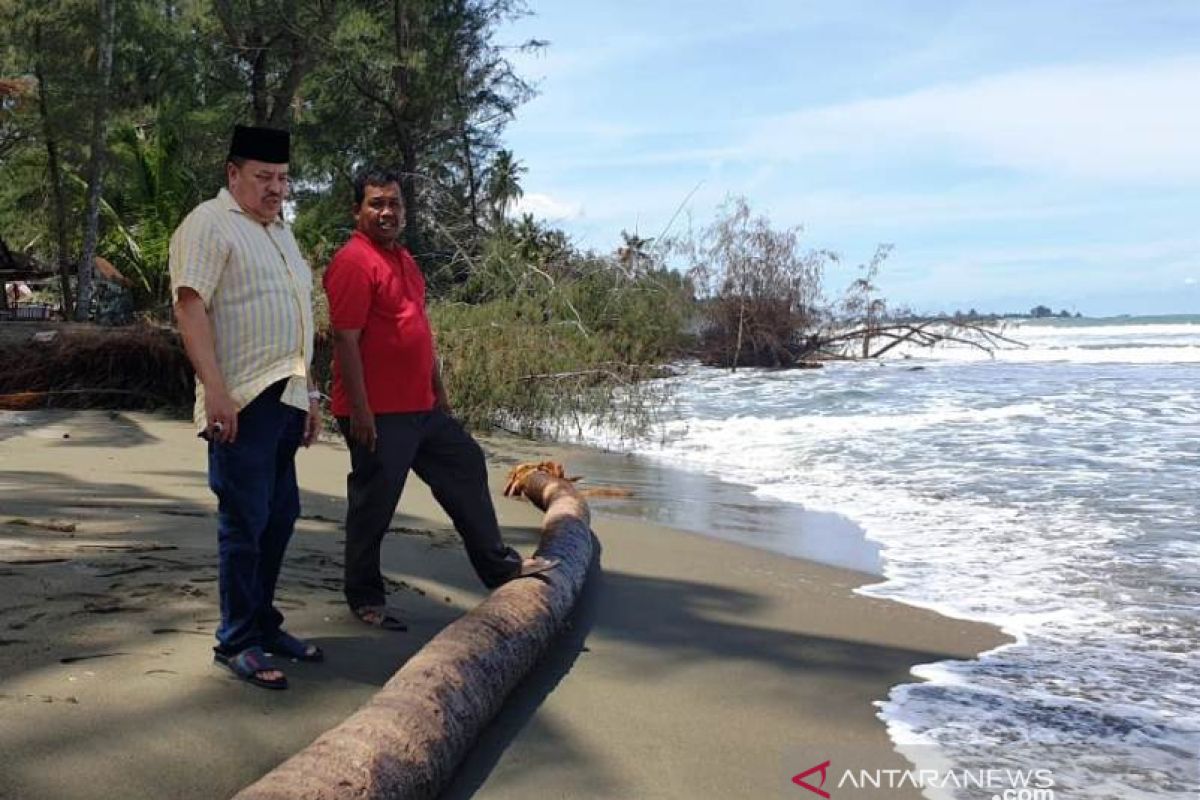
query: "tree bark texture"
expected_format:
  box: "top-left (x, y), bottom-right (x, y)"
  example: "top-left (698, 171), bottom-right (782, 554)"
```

top-left (76, 0), bottom-right (117, 321)
top-left (32, 26), bottom-right (74, 319)
top-left (233, 463), bottom-right (595, 800)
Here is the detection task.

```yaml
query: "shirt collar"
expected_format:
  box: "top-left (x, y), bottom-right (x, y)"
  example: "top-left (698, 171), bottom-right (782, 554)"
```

top-left (352, 229), bottom-right (403, 255)
top-left (218, 187), bottom-right (284, 228)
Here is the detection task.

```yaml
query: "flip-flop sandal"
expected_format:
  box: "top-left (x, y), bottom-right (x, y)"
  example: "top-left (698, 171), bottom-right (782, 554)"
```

top-left (514, 556), bottom-right (559, 579)
top-left (264, 630), bottom-right (324, 662)
top-left (352, 605), bottom-right (408, 631)
top-left (214, 646), bottom-right (288, 690)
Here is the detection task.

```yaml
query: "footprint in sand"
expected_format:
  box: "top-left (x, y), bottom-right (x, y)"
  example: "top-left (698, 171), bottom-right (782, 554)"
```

top-left (299, 513), bottom-right (340, 523)
top-left (95, 563), bottom-right (153, 578)
top-left (151, 628), bottom-right (210, 637)
top-left (59, 652), bottom-right (128, 664)
top-left (4, 518), bottom-right (77, 533)
top-left (84, 602), bottom-right (145, 615)
top-left (5, 611), bottom-right (45, 631)
top-left (0, 693), bottom-right (79, 704)
top-left (57, 591), bottom-right (112, 601)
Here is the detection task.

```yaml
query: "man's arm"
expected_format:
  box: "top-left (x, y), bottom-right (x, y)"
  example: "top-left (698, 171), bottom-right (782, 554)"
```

top-left (332, 328), bottom-right (376, 452)
top-left (174, 287), bottom-right (238, 443)
top-left (303, 375), bottom-right (321, 447)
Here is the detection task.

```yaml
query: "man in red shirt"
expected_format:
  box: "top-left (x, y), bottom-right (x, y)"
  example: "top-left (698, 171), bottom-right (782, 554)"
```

top-left (323, 167), bottom-right (555, 629)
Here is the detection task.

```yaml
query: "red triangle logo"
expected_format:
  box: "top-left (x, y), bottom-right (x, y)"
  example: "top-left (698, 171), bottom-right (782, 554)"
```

top-left (792, 760), bottom-right (832, 798)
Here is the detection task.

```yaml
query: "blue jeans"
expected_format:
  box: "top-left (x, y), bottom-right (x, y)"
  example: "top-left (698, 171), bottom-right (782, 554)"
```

top-left (207, 381), bottom-right (305, 654)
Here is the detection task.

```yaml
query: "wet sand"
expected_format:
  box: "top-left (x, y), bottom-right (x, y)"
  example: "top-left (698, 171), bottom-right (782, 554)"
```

top-left (0, 411), bottom-right (1006, 799)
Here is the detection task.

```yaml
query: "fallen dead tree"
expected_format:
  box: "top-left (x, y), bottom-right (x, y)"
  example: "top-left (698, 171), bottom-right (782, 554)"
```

top-left (804, 318), bottom-right (1028, 361)
top-left (234, 461), bottom-right (596, 800)
top-left (695, 317), bottom-right (1027, 367)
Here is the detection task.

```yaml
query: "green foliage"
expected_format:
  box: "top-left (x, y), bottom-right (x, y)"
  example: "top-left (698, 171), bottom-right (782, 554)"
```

top-left (297, 0), bottom-right (539, 269)
top-left (0, 0), bottom-right (691, 437)
top-left (0, 0), bottom-right (542, 312)
top-left (430, 286), bottom-right (680, 439)
top-left (484, 149), bottom-right (525, 225)
top-left (429, 214), bottom-right (690, 435)
top-left (96, 106), bottom-right (227, 314)
top-left (0, 145), bottom-right (51, 257)
top-left (292, 180), bottom-right (355, 271)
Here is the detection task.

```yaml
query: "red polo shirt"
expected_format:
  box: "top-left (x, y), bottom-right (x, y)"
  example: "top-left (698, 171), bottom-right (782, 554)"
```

top-left (323, 231), bottom-right (436, 416)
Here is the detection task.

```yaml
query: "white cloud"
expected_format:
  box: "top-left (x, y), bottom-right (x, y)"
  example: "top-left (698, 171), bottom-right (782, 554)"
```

top-left (748, 57), bottom-right (1200, 183)
top-left (881, 237), bottom-right (1200, 304)
top-left (911, 237), bottom-right (1200, 268)
top-left (765, 187), bottom-right (1100, 231)
top-left (512, 192), bottom-right (583, 220)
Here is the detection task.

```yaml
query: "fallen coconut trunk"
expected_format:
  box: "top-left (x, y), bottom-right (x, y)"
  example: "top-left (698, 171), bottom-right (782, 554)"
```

top-left (234, 462), bottom-right (594, 800)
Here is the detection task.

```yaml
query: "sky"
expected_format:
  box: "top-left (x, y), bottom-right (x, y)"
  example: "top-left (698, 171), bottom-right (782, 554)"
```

top-left (500, 0), bottom-right (1200, 316)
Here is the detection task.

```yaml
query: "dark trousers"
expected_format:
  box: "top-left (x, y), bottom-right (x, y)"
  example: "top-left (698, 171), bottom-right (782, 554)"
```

top-left (337, 410), bottom-right (521, 608)
top-left (207, 381), bottom-right (305, 654)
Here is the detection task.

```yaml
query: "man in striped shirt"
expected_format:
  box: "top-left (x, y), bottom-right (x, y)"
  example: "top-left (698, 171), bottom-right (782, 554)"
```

top-left (169, 125), bottom-right (322, 690)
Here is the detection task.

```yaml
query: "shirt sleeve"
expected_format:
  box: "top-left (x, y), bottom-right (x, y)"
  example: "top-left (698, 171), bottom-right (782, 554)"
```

top-left (169, 208), bottom-right (230, 307)
top-left (323, 250), bottom-right (372, 330)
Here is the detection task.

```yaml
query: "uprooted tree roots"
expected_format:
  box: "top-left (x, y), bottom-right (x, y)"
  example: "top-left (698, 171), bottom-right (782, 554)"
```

top-left (0, 324), bottom-right (193, 411)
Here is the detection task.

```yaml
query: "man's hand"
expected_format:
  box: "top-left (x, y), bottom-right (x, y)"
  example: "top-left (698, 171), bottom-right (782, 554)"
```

top-left (303, 397), bottom-right (321, 447)
top-left (349, 403), bottom-right (376, 452)
top-left (331, 328), bottom-right (373, 449)
top-left (175, 287), bottom-right (236, 443)
top-left (204, 387), bottom-right (239, 443)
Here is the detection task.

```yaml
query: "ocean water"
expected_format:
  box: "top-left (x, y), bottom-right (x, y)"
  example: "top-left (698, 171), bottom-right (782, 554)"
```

top-left (575, 316), bottom-right (1200, 798)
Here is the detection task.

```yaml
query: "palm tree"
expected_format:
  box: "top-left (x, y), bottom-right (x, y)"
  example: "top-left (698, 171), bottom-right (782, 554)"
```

top-left (616, 229), bottom-right (654, 278)
top-left (100, 110), bottom-right (200, 311)
top-left (485, 149), bottom-right (525, 226)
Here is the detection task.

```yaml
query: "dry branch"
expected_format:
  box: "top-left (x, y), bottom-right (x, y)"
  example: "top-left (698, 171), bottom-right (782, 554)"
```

top-left (810, 319), bottom-right (1027, 361)
top-left (234, 462), bottom-right (596, 800)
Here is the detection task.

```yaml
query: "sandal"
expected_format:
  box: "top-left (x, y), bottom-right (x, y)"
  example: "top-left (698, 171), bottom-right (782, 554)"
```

top-left (263, 630), bottom-right (324, 662)
top-left (352, 605), bottom-right (408, 631)
top-left (214, 646), bottom-right (288, 690)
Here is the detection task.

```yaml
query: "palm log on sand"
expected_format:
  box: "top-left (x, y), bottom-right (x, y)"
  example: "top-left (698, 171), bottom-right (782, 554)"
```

top-left (234, 461), bottom-right (595, 800)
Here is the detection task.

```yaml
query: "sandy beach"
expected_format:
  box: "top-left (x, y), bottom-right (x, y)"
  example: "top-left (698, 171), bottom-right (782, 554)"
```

top-left (0, 410), bottom-right (1006, 800)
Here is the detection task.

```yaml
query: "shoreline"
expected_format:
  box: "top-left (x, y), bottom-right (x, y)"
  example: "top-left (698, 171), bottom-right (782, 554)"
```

top-left (496, 423), bottom-right (1035, 647)
top-left (1, 410), bottom-right (1008, 799)
top-left (481, 431), bottom-right (888, 577)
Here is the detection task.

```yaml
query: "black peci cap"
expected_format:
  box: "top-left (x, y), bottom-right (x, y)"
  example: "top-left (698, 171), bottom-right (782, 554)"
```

top-left (228, 125), bottom-right (290, 164)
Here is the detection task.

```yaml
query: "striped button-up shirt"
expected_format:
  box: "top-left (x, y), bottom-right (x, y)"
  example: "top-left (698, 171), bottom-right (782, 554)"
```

top-left (169, 188), bottom-right (314, 430)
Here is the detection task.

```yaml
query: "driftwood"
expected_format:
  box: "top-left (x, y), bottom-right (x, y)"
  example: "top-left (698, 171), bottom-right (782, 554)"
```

top-left (697, 313), bottom-right (1028, 369)
top-left (234, 462), bottom-right (595, 800)
top-left (816, 319), bottom-right (1027, 360)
